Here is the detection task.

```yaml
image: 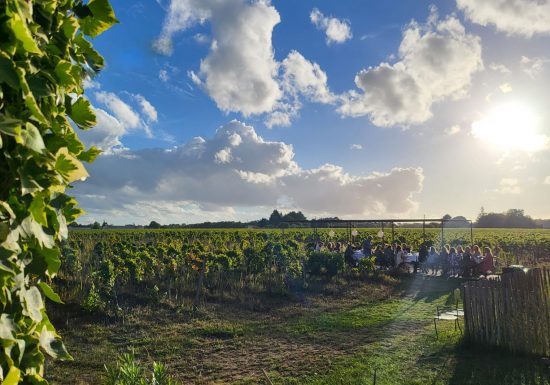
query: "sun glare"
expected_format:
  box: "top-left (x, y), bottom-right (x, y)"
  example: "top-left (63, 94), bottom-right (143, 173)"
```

top-left (471, 102), bottom-right (548, 152)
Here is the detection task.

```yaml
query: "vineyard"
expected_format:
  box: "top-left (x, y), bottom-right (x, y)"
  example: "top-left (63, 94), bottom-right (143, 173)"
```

top-left (54, 227), bottom-right (550, 315)
top-left (43, 226), bottom-right (550, 384)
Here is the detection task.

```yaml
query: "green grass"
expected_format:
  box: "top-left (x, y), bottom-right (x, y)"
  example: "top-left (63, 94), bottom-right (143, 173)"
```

top-left (47, 276), bottom-right (550, 385)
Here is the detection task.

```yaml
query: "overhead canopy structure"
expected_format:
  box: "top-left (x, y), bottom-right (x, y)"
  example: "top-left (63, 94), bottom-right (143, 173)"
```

top-left (280, 218), bottom-right (474, 247)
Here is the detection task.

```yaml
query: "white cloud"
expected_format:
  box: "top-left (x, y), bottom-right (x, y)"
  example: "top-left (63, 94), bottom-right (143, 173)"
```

top-left (489, 63), bottom-right (511, 74)
top-left (159, 69), bottom-right (169, 82)
top-left (265, 50), bottom-right (336, 127)
top-left (499, 83), bottom-right (512, 93)
top-left (156, 1), bottom-right (336, 127)
top-left (133, 94), bottom-right (158, 123)
top-left (82, 92), bottom-right (160, 152)
top-left (79, 108), bottom-right (126, 152)
top-left (193, 33), bottom-right (209, 44)
top-left (338, 9), bottom-right (483, 127)
top-left (544, 176), bottom-right (550, 185)
top-left (498, 178), bottom-right (521, 194)
top-left (95, 92), bottom-right (141, 129)
top-left (83, 78), bottom-right (101, 89)
top-left (520, 56), bottom-right (548, 79)
top-left (155, 0), bottom-right (282, 116)
top-left (75, 121), bottom-right (424, 224)
top-left (445, 125), bottom-right (461, 135)
top-left (310, 8), bottom-right (352, 45)
top-left (456, 0), bottom-right (550, 37)
top-left (350, 144), bottom-right (363, 150)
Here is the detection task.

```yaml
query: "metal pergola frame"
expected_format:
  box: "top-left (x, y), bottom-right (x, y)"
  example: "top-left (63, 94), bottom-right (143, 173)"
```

top-left (280, 218), bottom-right (474, 248)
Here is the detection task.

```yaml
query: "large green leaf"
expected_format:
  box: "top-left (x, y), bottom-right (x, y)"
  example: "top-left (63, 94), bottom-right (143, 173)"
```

top-left (55, 148), bottom-right (89, 183)
top-left (0, 314), bottom-right (17, 341)
top-left (2, 366), bottom-right (21, 385)
top-left (29, 193), bottom-right (48, 227)
top-left (21, 123), bottom-right (46, 153)
top-left (0, 116), bottom-right (22, 137)
top-left (77, 146), bottom-right (102, 162)
top-left (54, 60), bottom-right (75, 88)
top-left (0, 55), bottom-right (19, 90)
top-left (16, 68), bottom-right (48, 125)
top-left (24, 287), bottom-right (44, 322)
top-left (78, 0), bottom-right (119, 38)
top-left (39, 327), bottom-right (72, 360)
top-left (38, 282), bottom-right (63, 304)
top-left (69, 97), bottom-right (95, 129)
top-left (8, 12), bottom-right (41, 55)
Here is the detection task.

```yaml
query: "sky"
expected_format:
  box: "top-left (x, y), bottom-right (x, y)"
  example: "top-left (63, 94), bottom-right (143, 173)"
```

top-left (74, 0), bottom-right (550, 225)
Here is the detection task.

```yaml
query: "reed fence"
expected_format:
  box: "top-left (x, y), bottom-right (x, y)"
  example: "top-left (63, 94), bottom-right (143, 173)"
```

top-left (463, 268), bottom-right (550, 356)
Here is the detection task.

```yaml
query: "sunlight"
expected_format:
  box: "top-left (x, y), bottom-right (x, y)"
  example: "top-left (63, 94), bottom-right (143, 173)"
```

top-left (471, 102), bottom-right (548, 152)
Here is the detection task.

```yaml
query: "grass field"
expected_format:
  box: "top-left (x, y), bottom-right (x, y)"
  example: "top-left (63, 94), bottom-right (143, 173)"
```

top-left (46, 274), bottom-right (550, 385)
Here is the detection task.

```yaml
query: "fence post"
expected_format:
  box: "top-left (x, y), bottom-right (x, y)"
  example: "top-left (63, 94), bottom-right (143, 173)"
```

top-left (193, 254), bottom-right (207, 310)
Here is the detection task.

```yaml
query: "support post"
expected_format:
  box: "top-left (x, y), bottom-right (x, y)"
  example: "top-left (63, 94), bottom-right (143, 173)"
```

top-left (193, 254), bottom-right (207, 310)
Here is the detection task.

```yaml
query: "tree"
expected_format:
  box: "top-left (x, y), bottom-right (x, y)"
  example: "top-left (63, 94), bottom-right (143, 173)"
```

top-left (0, 0), bottom-right (117, 382)
top-left (148, 220), bottom-right (162, 229)
top-left (91, 221), bottom-right (101, 230)
top-left (268, 209), bottom-right (283, 226)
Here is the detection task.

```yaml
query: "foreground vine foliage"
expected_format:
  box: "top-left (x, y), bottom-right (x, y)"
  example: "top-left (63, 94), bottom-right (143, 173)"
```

top-left (0, 0), bottom-right (116, 382)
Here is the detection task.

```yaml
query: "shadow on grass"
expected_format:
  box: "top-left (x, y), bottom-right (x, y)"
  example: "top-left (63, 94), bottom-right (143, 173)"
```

top-left (441, 342), bottom-right (550, 385)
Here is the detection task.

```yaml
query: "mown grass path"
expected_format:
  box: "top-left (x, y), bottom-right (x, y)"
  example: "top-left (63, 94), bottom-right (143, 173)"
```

top-left (48, 276), bottom-right (550, 384)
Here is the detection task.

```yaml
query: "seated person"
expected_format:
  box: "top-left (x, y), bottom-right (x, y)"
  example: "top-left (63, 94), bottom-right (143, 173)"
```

top-left (477, 247), bottom-right (495, 276)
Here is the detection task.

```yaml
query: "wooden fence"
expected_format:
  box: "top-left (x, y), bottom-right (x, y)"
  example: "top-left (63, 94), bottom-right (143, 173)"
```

top-left (463, 268), bottom-right (550, 356)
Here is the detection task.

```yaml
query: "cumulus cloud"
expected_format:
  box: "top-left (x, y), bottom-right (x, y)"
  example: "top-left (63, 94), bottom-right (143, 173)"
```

top-left (456, 0), bottom-right (550, 37)
top-left (155, 1), bottom-right (335, 127)
top-left (350, 144), bottom-right (363, 150)
top-left (265, 50), bottom-right (336, 127)
top-left (520, 56), bottom-right (548, 79)
top-left (74, 121), bottom-right (423, 224)
top-left (310, 8), bottom-right (352, 45)
top-left (79, 92), bottom-right (160, 152)
top-left (338, 9), bottom-right (483, 127)
top-left (155, 0), bottom-right (281, 116)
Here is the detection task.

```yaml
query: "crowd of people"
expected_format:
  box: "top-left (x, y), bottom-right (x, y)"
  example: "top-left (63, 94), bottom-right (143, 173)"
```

top-left (313, 236), bottom-right (496, 277)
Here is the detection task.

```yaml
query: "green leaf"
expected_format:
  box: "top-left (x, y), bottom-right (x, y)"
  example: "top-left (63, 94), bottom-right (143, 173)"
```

top-left (54, 60), bottom-right (75, 88)
top-left (0, 55), bottom-right (19, 90)
top-left (0, 314), bottom-right (17, 341)
top-left (19, 172), bottom-right (43, 196)
top-left (8, 12), bottom-right (41, 55)
top-left (61, 17), bottom-right (79, 39)
top-left (77, 146), bottom-right (102, 162)
top-left (18, 217), bottom-right (55, 249)
top-left (39, 327), bottom-right (72, 360)
top-left (78, 0), bottom-right (119, 38)
top-left (0, 116), bottom-right (22, 137)
top-left (38, 282), bottom-right (63, 304)
top-left (16, 68), bottom-right (47, 125)
top-left (29, 193), bottom-right (48, 227)
top-left (21, 123), bottom-right (46, 153)
top-left (2, 366), bottom-right (21, 385)
top-left (24, 286), bottom-right (44, 322)
top-left (69, 97), bottom-right (95, 129)
top-left (55, 148), bottom-right (89, 183)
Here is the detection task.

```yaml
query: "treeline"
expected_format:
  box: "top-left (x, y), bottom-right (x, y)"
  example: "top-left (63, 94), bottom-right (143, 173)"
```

top-left (72, 208), bottom-right (549, 230)
top-left (476, 208), bottom-right (541, 228)
top-left (73, 210), bottom-right (312, 230)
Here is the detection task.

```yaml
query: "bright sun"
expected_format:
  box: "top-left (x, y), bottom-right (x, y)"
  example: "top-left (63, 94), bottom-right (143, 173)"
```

top-left (471, 102), bottom-right (548, 152)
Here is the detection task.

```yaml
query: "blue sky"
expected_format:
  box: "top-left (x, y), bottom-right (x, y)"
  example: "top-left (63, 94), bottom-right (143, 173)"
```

top-left (74, 0), bottom-right (550, 224)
